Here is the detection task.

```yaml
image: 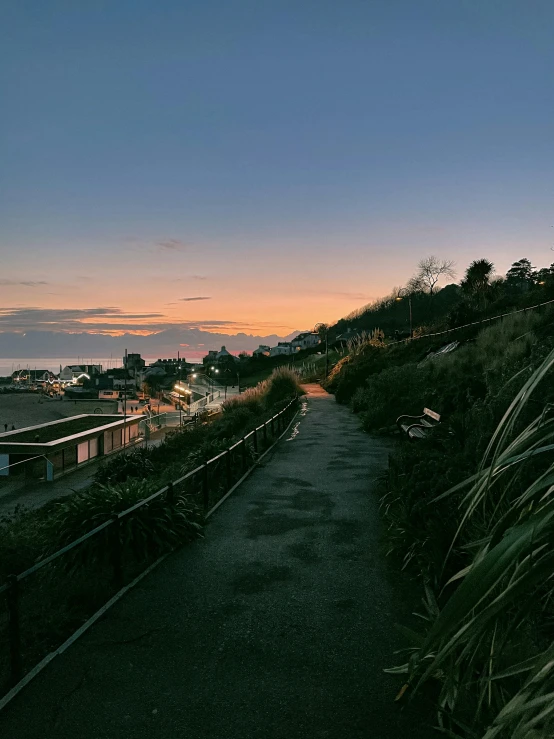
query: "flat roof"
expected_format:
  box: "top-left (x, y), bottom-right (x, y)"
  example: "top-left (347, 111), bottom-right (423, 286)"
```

top-left (0, 414), bottom-right (141, 454)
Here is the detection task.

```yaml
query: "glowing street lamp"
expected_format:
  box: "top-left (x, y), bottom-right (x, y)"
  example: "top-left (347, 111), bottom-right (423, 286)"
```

top-left (395, 290), bottom-right (413, 338)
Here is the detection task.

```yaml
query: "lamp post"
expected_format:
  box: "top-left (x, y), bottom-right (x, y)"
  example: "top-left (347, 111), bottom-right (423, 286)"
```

top-left (395, 290), bottom-right (413, 338)
top-left (314, 323), bottom-right (329, 377)
top-left (192, 370), bottom-right (214, 397)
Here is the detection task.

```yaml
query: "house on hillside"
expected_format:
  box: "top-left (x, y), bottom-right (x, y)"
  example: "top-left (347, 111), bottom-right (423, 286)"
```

top-left (291, 332), bottom-right (320, 351)
top-left (269, 342), bottom-right (293, 357)
top-left (333, 327), bottom-right (361, 348)
top-left (253, 345), bottom-right (271, 357)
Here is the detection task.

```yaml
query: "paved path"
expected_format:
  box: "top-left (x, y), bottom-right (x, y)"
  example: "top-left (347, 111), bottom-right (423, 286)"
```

top-left (0, 385), bottom-right (432, 738)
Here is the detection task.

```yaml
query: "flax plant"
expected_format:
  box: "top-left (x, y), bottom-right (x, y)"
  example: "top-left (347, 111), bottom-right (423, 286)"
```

top-left (395, 348), bottom-right (554, 738)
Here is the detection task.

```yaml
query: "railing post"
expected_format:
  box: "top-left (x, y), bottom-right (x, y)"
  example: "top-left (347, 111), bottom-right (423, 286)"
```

top-left (242, 438), bottom-right (247, 470)
top-left (7, 574), bottom-right (23, 686)
top-left (226, 449), bottom-right (232, 490)
top-left (202, 463), bottom-right (209, 510)
top-left (166, 481), bottom-right (174, 505)
top-left (110, 515), bottom-right (124, 590)
top-left (263, 422), bottom-right (268, 445)
top-left (271, 416), bottom-right (275, 435)
top-left (253, 427), bottom-right (258, 454)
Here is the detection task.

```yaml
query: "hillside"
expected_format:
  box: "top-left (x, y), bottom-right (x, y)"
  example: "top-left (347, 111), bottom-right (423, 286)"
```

top-left (324, 285), bottom-right (554, 737)
top-left (328, 256), bottom-right (554, 343)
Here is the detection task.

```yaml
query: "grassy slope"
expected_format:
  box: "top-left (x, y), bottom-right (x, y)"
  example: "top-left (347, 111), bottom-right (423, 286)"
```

top-left (326, 307), bottom-right (554, 737)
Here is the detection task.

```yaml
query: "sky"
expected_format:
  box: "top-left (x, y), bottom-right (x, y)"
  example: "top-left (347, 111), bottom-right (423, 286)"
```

top-left (1, 0), bottom-right (553, 355)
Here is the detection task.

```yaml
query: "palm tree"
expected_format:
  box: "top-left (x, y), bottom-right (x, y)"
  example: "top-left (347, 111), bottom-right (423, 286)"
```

top-left (461, 258), bottom-right (494, 309)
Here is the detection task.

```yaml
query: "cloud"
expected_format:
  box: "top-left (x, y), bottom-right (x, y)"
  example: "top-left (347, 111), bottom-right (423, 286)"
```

top-left (191, 275), bottom-right (207, 281)
top-left (0, 306), bottom-right (293, 336)
top-left (179, 296), bottom-right (211, 302)
top-left (0, 279), bottom-right (48, 287)
top-left (0, 307), bottom-right (166, 333)
top-left (156, 239), bottom-right (188, 251)
top-left (330, 291), bottom-right (373, 300)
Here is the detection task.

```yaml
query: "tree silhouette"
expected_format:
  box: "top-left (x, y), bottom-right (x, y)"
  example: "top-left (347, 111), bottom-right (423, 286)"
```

top-left (506, 258), bottom-right (536, 284)
top-left (461, 259), bottom-right (494, 309)
top-left (408, 255), bottom-right (456, 295)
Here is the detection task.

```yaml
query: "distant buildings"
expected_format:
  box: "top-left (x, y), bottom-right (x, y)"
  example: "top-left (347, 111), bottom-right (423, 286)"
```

top-left (270, 342), bottom-right (294, 357)
top-left (253, 345), bottom-right (271, 357)
top-left (124, 353), bottom-right (146, 372)
top-left (12, 369), bottom-right (57, 384)
top-left (202, 347), bottom-right (238, 366)
top-left (59, 364), bottom-right (102, 383)
top-left (291, 332), bottom-right (320, 351)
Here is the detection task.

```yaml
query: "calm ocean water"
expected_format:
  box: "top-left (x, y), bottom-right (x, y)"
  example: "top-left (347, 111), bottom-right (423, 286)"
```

top-left (0, 353), bottom-right (208, 377)
top-left (0, 358), bottom-right (124, 376)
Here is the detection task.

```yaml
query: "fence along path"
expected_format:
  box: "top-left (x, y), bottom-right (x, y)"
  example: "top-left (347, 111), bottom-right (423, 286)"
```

top-left (0, 385), bottom-right (433, 739)
top-left (0, 399), bottom-right (297, 699)
top-left (395, 295), bottom-right (554, 344)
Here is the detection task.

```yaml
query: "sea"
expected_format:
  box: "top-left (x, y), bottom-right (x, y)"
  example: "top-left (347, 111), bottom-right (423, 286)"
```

top-left (0, 354), bottom-right (208, 377)
top-left (0, 357), bottom-right (124, 376)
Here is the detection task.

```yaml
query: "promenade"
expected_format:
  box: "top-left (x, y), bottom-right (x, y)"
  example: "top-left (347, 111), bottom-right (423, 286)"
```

top-left (0, 385), bottom-right (432, 738)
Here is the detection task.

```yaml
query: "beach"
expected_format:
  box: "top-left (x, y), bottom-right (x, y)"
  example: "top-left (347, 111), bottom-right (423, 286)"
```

top-left (0, 394), bottom-right (74, 431)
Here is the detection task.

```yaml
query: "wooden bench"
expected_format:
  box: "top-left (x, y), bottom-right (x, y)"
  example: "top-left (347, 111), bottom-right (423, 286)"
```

top-left (396, 407), bottom-right (441, 440)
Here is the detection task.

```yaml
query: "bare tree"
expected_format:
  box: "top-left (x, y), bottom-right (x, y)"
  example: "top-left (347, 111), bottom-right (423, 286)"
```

top-left (408, 255), bottom-right (456, 295)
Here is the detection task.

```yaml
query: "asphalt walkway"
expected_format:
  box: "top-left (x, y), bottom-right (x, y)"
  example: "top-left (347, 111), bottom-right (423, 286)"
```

top-left (0, 385), bottom-right (432, 738)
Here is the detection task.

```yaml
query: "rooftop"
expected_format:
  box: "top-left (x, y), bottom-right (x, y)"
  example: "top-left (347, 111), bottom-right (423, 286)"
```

top-left (0, 415), bottom-right (128, 444)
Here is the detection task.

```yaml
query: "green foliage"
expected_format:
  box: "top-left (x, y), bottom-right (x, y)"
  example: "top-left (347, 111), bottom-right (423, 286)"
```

top-left (329, 296), bottom-right (554, 736)
top-left (396, 350), bottom-right (554, 737)
top-left (94, 446), bottom-right (155, 485)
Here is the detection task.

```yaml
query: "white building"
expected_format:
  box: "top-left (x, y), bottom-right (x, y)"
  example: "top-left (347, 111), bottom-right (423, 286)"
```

top-left (269, 342), bottom-right (293, 357)
top-left (291, 332), bottom-right (320, 351)
top-left (59, 365), bottom-right (102, 383)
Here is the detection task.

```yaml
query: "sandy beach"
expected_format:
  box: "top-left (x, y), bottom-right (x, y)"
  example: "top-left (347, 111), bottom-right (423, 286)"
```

top-left (0, 394), bottom-right (72, 432)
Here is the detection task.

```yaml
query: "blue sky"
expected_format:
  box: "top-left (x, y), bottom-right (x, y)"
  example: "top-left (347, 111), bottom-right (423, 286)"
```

top-left (1, 0), bottom-right (553, 347)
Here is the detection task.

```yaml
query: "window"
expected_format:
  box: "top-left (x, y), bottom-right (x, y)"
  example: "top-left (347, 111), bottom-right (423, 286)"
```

top-left (77, 441), bottom-right (89, 464)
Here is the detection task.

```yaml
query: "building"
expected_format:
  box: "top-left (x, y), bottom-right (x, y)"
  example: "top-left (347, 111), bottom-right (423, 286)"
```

top-left (123, 353), bottom-right (146, 373)
top-left (216, 346), bottom-right (237, 363)
top-left (253, 345), bottom-right (271, 357)
top-left (12, 369), bottom-right (57, 385)
top-left (0, 415), bottom-right (142, 481)
top-left (202, 350), bottom-right (218, 366)
top-left (59, 364), bottom-right (102, 383)
top-left (291, 332), bottom-right (320, 351)
top-left (269, 342), bottom-right (293, 357)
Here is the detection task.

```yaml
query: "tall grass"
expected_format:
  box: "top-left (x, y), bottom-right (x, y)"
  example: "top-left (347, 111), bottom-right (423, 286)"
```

top-left (393, 347), bottom-right (554, 737)
top-left (221, 366), bottom-right (302, 414)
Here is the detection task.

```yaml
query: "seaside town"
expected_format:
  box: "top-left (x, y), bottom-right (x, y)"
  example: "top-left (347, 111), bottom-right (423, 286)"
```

top-left (2, 329), bottom-right (322, 406)
top-left (0, 331), bottom-right (324, 494)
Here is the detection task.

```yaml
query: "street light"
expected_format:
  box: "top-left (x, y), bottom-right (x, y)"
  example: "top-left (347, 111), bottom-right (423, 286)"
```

top-left (192, 371), bottom-right (214, 397)
top-left (220, 366), bottom-right (240, 398)
top-left (395, 290), bottom-right (413, 338)
top-left (314, 323), bottom-right (329, 377)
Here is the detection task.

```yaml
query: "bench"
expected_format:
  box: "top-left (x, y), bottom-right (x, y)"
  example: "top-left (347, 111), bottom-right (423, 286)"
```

top-left (396, 407), bottom-right (441, 440)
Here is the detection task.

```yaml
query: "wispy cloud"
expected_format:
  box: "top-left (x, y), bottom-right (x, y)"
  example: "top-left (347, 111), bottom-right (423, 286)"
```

top-left (180, 296), bottom-right (211, 302)
top-left (330, 291), bottom-right (373, 300)
top-left (0, 306), bottom-right (295, 337)
top-left (191, 275), bottom-right (207, 281)
top-left (0, 279), bottom-right (48, 287)
top-left (156, 239), bottom-right (188, 251)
